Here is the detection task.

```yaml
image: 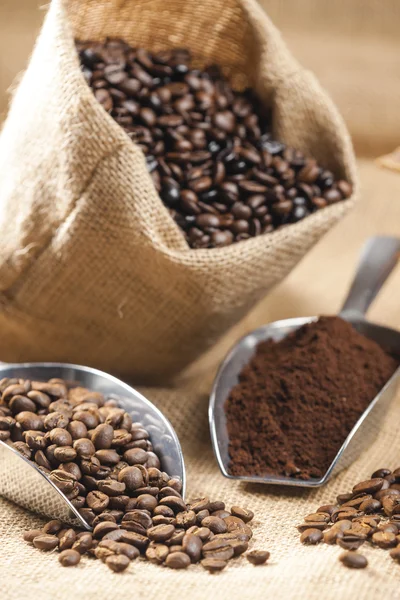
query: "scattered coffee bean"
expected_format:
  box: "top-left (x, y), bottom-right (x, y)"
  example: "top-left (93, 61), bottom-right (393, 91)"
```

top-left (165, 551), bottom-right (191, 569)
top-left (339, 551), bottom-right (368, 569)
top-left (390, 546), bottom-right (400, 562)
top-left (32, 534), bottom-right (59, 551)
top-left (105, 553), bottom-right (130, 573)
top-left (300, 528), bottom-right (324, 545)
top-left (230, 506), bottom-right (254, 523)
top-left (76, 39), bottom-right (353, 250)
top-left (201, 558), bottom-right (228, 572)
top-left (246, 550), bottom-right (270, 565)
top-left (371, 531), bottom-right (397, 549)
top-left (59, 549), bottom-right (81, 567)
top-left (23, 529), bottom-right (44, 543)
top-left (300, 466), bottom-right (400, 571)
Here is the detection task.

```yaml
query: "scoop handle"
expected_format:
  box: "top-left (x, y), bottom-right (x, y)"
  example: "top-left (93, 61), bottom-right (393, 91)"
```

top-left (340, 236), bottom-right (400, 317)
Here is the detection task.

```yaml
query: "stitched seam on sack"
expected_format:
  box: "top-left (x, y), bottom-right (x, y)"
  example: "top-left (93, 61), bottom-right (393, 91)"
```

top-left (1, 142), bottom-right (127, 302)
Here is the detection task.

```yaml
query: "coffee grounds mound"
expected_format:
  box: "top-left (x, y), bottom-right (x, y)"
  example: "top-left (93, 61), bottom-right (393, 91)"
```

top-left (225, 316), bottom-right (399, 479)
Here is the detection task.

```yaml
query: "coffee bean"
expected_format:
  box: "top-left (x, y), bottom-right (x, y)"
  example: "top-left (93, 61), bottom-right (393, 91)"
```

top-left (120, 531), bottom-right (149, 551)
top-left (337, 493), bottom-right (353, 505)
top-left (186, 526), bottom-right (211, 541)
top-left (93, 521), bottom-right (119, 539)
top-left (359, 498), bottom-right (381, 514)
top-left (372, 468), bottom-right (392, 479)
top-left (352, 478), bottom-right (384, 495)
top-left (124, 447), bottom-right (148, 465)
top-left (23, 529), bottom-right (44, 543)
top-left (33, 534), bottom-right (59, 551)
top-left (300, 528), bottom-right (323, 545)
top-left (159, 495), bottom-right (187, 513)
top-left (179, 533), bottom-right (202, 563)
top-left (43, 519), bottom-right (63, 535)
top-left (165, 551), bottom-right (191, 569)
top-left (87, 491), bottom-right (110, 513)
top-left (118, 466), bottom-right (144, 491)
top-left (135, 494), bottom-right (157, 512)
top-left (49, 470), bottom-right (77, 493)
top-left (10, 395), bottom-right (37, 414)
top-left (390, 545), bottom-right (400, 562)
top-left (246, 550), bottom-right (270, 565)
top-left (59, 529), bottom-right (77, 551)
top-left (59, 549), bottom-right (81, 567)
top-left (49, 427), bottom-right (72, 447)
top-left (224, 516), bottom-right (252, 537)
top-left (339, 551), bottom-right (368, 569)
top-left (72, 532), bottom-right (93, 554)
top-left (304, 512), bottom-right (330, 523)
top-left (54, 446), bottom-right (77, 462)
top-left (201, 558), bottom-right (228, 572)
top-left (337, 534), bottom-right (365, 551)
top-left (201, 516), bottom-right (227, 534)
top-left (106, 554), bottom-right (130, 572)
top-left (16, 411), bottom-right (43, 431)
top-left (202, 538), bottom-right (234, 561)
top-left (97, 479), bottom-right (126, 497)
top-left (92, 424), bottom-right (114, 450)
top-left (147, 524), bottom-right (175, 542)
top-left (371, 531), bottom-right (397, 548)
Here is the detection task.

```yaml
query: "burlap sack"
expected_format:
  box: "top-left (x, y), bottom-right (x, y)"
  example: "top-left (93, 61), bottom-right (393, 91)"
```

top-left (0, 0), bottom-right (356, 383)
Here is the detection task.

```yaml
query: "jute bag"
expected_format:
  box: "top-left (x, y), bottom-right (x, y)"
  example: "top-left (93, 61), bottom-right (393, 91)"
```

top-left (0, 0), bottom-right (357, 383)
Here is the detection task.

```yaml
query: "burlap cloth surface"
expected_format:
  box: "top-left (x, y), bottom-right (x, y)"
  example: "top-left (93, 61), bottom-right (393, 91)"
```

top-left (1, 161), bottom-right (400, 599)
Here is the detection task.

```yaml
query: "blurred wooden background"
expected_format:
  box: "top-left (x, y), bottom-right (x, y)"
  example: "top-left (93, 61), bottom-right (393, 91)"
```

top-left (0, 0), bottom-right (399, 156)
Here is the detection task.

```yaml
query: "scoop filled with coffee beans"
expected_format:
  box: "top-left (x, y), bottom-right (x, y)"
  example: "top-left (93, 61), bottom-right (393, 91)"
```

top-left (76, 39), bottom-right (352, 249)
top-left (0, 369), bottom-right (268, 573)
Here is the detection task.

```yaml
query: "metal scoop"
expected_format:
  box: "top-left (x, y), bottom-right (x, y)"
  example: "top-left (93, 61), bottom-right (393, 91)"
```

top-left (210, 236), bottom-right (400, 488)
top-left (0, 363), bottom-right (185, 529)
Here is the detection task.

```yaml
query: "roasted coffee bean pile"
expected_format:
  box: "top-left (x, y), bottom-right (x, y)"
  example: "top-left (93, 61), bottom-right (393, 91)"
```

top-left (298, 466), bottom-right (400, 570)
top-left (76, 39), bottom-right (353, 249)
top-left (0, 377), bottom-right (267, 572)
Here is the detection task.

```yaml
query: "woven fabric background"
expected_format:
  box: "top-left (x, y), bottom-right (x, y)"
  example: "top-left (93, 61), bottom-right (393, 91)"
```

top-left (0, 0), bottom-right (355, 383)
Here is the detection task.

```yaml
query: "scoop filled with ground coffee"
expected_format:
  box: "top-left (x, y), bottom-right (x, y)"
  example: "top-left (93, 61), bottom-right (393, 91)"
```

top-left (224, 316), bottom-right (399, 480)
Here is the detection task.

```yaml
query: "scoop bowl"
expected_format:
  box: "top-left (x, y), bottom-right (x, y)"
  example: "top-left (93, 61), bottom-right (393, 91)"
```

top-left (210, 236), bottom-right (400, 487)
top-left (0, 363), bottom-right (185, 528)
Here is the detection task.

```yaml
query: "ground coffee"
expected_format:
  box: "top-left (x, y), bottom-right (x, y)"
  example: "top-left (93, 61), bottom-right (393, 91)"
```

top-left (76, 39), bottom-right (352, 249)
top-left (225, 316), bottom-right (399, 479)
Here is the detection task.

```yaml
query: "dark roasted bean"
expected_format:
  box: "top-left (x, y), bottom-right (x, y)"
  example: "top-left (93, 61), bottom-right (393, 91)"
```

top-left (300, 528), bottom-right (323, 545)
top-left (59, 549), bottom-right (81, 567)
top-left (339, 551), bottom-right (368, 569)
top-left (32, 534), bottom-right (59, 551)
top-left (246, 550), bottom-right (270, 565)
top-left (165, 551), bottom-right (191, 569)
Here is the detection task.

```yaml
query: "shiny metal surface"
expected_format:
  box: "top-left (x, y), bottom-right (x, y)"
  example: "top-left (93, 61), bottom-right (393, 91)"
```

top-left (210, 236), bottom-right (400, 487)
top-left (0, 363), bottom-right (185, 528)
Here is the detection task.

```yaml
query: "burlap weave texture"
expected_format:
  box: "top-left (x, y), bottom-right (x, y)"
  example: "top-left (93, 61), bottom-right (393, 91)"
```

top-left (0, 0), bottom-right (356, 383)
